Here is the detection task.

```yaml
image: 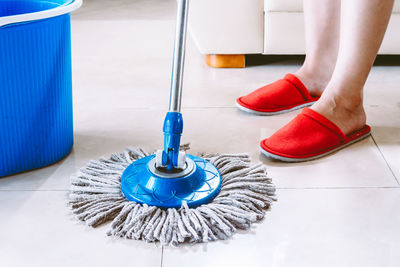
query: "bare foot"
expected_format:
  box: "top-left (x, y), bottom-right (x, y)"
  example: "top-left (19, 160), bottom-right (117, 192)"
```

top-left (311, 90), bottom-right (367, 135)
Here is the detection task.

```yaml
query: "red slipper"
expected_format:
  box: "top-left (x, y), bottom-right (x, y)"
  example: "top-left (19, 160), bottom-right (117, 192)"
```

top-left (236, 74), bottom-right (320, 115)
top-left (260, 108), bottom-right (371, 162)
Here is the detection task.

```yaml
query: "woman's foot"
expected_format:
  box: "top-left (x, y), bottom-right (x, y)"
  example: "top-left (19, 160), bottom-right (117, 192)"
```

top-left (236, 74), bottom-right (319, 115)
top-left (259, 86), bottom-right (369, 163)
top-left (311, 90), bottom-right (367, 135)
top-left (236, 58), bottom-right (336, 116)
top-left (259, 107), bottom-right (371, 162)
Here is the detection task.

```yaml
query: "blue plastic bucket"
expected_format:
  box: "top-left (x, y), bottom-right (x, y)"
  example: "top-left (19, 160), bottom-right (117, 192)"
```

top-left (0, 0), bottom-right (81, 177)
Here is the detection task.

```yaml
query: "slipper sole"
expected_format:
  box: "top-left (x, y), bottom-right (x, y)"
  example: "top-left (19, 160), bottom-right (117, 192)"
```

top-left (235, 100), bottom-right (317, 116)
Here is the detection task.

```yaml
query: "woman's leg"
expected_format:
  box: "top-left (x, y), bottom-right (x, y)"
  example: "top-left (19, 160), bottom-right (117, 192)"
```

top-left (295, 0), bottom-right (341, 96)
top-left (312, 0), bottom-right (394, 134)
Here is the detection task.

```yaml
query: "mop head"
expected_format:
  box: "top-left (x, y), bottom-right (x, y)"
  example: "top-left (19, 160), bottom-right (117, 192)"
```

top-left (69, 147), bottom-right (276, 246)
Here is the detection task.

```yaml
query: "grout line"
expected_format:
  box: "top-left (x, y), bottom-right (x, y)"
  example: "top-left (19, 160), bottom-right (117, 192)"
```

top-left (0, 189), bottom-right (69, 192)
top-left (371, 134), bottom-right (400, 185)
top-left (276, 186), bottom-right (400, 190)
top-left (182, 106), bottom-right (237, 109)
top-left (114, 106), bottom-right (238, 110)
top-left (1, 187), bottom-right (399, 193)
top-left (160, 246), bottom-right (164, 267)
top-left (75, 106), bottom-right (239, 112)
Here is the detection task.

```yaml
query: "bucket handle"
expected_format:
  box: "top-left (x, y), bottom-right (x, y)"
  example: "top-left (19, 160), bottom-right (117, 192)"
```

top-left (0, 0), bottom-right (82, 28)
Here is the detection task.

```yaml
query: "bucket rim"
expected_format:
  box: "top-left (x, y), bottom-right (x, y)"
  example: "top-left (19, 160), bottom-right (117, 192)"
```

top-left (0, 0), bottom-right (82, 27)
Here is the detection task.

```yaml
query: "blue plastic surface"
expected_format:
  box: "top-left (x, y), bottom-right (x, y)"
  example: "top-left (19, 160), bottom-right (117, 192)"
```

top-left (162, 112), bottom-right (183, 170)
top-left (0, 0), bottom-right (70, 17)
top-left (121, 154), bottom-right (222, 208)
top-left (0, 0), bottom-right (76, 177)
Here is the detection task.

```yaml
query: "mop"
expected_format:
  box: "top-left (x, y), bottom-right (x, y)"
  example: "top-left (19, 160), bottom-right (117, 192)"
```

top-left (69, 0), bottom-right (276, 246)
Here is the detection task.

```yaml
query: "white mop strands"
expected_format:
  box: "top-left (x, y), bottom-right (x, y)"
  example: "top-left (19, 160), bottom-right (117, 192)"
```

top-left (69, 148), bottom-right (276, 246)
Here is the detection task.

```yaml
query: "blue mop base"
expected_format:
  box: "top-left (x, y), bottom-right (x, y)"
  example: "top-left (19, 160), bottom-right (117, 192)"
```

top-left (120, 154), bottom-right (221, 208)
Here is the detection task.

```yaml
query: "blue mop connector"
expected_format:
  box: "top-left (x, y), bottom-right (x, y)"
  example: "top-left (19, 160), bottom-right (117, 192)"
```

top-left (162, 111), bottom-right (183, 170)
top-left (120, 110), bottom-right (222, 207)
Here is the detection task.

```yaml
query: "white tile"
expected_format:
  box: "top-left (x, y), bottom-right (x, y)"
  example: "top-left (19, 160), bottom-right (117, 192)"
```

top-left (72, 0), bottom-right (176, 21)
top-left (70, 20), bottom-right (302, 110)
top-left (0, 107), bottom-right (261, 190)
top-left (182, 51), bottom-right (301, 109)
top-left (367, 104), bottom-right (400, 183)
top-left (370, 126), bottom-right (400, 184)
top-left (2, 1), bottom-right (400, 267)
top-left (0, 107), bottom-right (165, 190)
top-left (1, 107), bottom-right (397, 190)
top-left (364, 66), bottom-right (400, 183)
top-left (71, 20), bottom-right (175, 111)
top-left (163, 188), bottom-right (400, 267)
top-left (261, 133), bottom-right (398, 188)
top-left (0, 191), bottom-right (162, 267)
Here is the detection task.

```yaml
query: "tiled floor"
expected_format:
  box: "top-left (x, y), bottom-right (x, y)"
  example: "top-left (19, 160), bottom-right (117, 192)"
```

top-left (1, 0), bottom-right (399, 266)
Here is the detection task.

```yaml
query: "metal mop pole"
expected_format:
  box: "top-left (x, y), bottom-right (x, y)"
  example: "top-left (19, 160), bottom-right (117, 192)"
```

top-left (169, 0), bottom-right (189, 112)
top-left (161, 0), bottom-right (189, 170)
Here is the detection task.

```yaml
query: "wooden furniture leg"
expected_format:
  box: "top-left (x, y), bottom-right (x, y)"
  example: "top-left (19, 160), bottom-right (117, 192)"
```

top-left (205, 54), bottom-right (245, 68)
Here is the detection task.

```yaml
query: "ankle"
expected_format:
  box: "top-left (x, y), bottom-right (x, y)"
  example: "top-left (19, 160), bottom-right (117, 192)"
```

top-left (295, 66), bottom-right (332, 97)
top-left (322, 89), bottom-right (364, 112)
top-left (312, 94), bottom-right (366, 135)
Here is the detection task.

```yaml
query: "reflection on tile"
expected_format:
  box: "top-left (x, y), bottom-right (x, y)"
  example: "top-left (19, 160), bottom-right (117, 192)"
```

top-left (371, 126), bottom-right (400, 184)
top-left (364, 70), bottom-right (400, 183)
top-left (0, 191), bottom-right (162, 267)
top-left (163, 188), bottom-right (400, 267)
top-left (0, 107), bottom-right (165, 190)
top-left (1, 107), bottom-right (398, 190)
top-left (72, 0), bottom-right (176, 21)
top-left (71, 20), bottom-right (175, 111)
top-left (0, 107), bottom-right (266, 190)
top-left (71, 20), bottom-right (302, 110)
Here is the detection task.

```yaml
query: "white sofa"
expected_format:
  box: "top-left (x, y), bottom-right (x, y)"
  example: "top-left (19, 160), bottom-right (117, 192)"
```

top-left (189, 0), bottom-right (400, 66)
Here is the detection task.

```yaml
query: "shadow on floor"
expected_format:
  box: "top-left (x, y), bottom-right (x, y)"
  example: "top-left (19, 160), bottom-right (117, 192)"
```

top-left (246, 54), bottom-right (400, 67)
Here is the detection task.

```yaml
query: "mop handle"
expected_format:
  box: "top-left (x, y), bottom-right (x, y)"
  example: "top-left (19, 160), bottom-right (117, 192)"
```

top-left (169, 0), bottom-right (189, 112)
top-left (160, 0), bottom-right (189, 170)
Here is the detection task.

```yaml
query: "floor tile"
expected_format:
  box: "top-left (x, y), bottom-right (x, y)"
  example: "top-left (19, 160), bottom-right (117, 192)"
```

top-left (0, 191), bottom-right (162, 267)
top-left (183, 51), bottom-right (302, 109)
top-left (0, 107), bottom-right (263, 190)
top-left (71, 20), bottom-right (175, 111)
top-left (72, 0), bottom-right (176, 21)
top-left (370, 126), bottom-right (400, 185)
top-left (364, 66), bottom-right (400, 183)
top-left (163, 188), bottom-right (400, 267)
top-left (0, 107), bottom-right (164, 190)
top-left (261, 132), bottom-right (398, 188)
top-left (1, 1), bottom-right (400, 267)
top-left (1, 107), bottom-right (397, 190)
top-left (70, 19), bottom-right (302, 111)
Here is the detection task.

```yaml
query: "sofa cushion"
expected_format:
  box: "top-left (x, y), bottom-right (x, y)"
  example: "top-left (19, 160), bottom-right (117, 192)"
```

top-left (265, 0), bottom-right (400, 13)
top-left (265, 0), bottom-right (302, 12)
top-left (264, 12), bottom-right (400, 54)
